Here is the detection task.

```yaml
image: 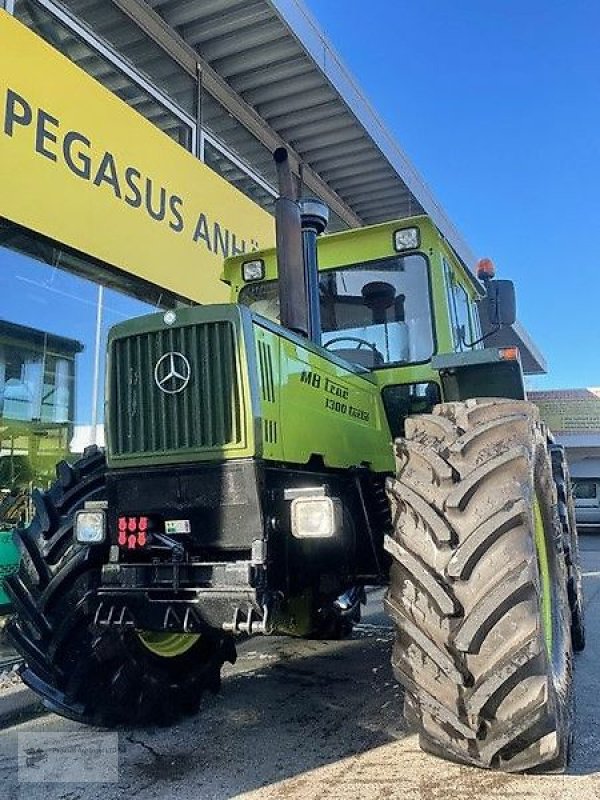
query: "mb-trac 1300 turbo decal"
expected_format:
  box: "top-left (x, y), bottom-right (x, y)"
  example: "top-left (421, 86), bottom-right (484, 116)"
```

top-left (300, 370), bottom-right (370, 422)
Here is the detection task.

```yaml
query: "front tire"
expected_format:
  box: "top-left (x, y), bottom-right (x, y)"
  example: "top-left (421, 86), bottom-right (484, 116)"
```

top-left (3, 446), bottom-right (236, 726)
top-left (385, 399), bottom-right (573, 772)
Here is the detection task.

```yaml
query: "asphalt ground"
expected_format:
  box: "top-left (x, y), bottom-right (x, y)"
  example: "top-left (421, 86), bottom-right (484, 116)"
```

top-left (0, 535), bottom-right (599, 799)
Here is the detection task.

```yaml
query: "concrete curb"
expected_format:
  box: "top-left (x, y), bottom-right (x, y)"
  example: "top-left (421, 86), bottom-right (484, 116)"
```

top-left (0, 683), bottom-right (45, 728)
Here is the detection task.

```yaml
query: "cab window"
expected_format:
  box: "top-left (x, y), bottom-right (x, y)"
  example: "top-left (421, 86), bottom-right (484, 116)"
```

top-left (239, 254), bottom-right (434, 369)
top-left (444, 259), bottom-right (479, 351)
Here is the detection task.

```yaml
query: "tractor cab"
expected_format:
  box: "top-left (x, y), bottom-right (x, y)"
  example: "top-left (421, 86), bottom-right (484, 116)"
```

top-left (224, 212), bottom-right (522, 416)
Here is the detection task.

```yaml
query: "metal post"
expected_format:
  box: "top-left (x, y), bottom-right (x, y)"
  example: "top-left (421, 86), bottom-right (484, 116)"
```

top-left (196, 63), bottom-right (205, 162)
top-left (90, 284), bottom-right (104, 446)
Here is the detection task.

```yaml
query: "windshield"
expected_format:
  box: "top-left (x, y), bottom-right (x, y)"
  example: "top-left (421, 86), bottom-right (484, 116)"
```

top-left (239, 254), bottom-right (434, 368)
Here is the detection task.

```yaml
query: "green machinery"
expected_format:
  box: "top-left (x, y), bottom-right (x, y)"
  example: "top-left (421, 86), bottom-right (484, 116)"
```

top-left (4, 150), bottom-right (583, 773)
top-left (0, 320), bottom-right (81, 609)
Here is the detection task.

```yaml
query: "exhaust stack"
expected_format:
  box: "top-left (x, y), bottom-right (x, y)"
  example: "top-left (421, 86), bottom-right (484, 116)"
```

top-left (274, 148), bottom-right (308, 338)
top-left (273, 149), bottom-right (329, 343)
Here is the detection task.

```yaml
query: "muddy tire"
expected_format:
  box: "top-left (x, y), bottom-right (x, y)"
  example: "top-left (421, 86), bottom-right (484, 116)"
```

top-left (550, 445), bottom-right (585, 652)
top-left (3, 446), bottom-right (235, 726)
top-left (385, 399), bottom-right (573, 772)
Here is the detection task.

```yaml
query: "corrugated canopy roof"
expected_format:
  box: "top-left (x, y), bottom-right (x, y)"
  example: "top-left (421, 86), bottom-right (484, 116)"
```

top-left (19, 0), bottom-right (546, 372)
top-left (142, 0), bottom-right (456, 233)
top-left (67, 0), bottom-right (471, 247)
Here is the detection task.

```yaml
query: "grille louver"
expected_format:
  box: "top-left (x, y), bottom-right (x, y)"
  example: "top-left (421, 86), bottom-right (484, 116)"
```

top-left (257, 339), bottom-right (275, 403)
top-left (110, 321), bottom-right (242, 457)
top-left (263, 419), bottom-right (278, 443)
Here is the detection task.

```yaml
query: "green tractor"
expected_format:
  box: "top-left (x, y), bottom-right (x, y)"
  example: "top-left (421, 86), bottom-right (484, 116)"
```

top-left (4, 149), bottom-right (583, 773)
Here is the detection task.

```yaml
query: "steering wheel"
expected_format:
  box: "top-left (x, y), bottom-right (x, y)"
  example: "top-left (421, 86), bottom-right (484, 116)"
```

top-left (324, 336), bottom-right (379, 354)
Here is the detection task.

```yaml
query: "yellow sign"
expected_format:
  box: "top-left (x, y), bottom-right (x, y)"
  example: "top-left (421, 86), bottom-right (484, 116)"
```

top-left (531, 389), bottom-right (600, 434)
top-left (0, 12), bottom-right (274, 303)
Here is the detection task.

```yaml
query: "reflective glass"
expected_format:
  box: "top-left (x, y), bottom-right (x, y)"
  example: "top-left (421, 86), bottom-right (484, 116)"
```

top-left (0, 245), bottom-right (154, 497)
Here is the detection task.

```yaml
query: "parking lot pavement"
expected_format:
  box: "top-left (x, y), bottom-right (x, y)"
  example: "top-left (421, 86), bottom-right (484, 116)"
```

top-left (1, 535), bottom-right (599, 800)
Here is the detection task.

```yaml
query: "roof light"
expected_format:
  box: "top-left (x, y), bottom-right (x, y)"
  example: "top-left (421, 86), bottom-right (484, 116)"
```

top-left (499, 347), bottom-right (519, 361)
top-left (393, 227), bottom-right (420, 252)
top-left (477, 258), bottom-right (496, 281)
top-left (242, 259), bottom-right (265, 282)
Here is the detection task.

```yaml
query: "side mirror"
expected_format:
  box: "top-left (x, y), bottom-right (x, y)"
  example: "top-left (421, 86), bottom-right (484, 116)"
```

top-left (484, 279), bottom-right (516, 327)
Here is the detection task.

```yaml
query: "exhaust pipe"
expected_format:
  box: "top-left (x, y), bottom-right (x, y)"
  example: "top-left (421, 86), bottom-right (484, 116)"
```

top-left (273, 149), bottom-right (329, 343)
top-left (299, 198), bottom-right (329, 344)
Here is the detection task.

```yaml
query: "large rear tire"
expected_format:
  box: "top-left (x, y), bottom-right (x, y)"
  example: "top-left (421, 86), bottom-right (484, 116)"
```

top-left (385, 399), bottom-right (573, 772)
top-left (3, 446), bottom-right (236, 726)
top-left (550, 445), bottom-right (585, 652)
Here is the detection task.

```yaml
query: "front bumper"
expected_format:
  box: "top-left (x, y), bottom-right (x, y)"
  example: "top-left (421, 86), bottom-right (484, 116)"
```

top-left (97, 459), bottom-right (270, 633)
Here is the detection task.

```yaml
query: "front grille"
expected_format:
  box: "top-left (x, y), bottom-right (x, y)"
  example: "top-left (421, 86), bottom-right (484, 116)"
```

top-left (110, 321), bottom-right (243, 457)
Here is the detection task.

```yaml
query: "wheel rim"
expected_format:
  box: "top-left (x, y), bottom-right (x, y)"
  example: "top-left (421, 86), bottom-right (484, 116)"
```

top-left (136, 631), bottom-right (200, 658)
top-left (533, 496), bottom-right (553, 658)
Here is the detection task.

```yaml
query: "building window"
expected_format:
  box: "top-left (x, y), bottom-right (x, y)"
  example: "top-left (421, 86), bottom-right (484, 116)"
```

top-left (204, 141), bottom-right (276, 214)
top-left (12, 0), bottom-right (292, 217)
top-left (14, 0), bottom-right (194, 149)
top-left (59, 0), bottom-right (197, 118)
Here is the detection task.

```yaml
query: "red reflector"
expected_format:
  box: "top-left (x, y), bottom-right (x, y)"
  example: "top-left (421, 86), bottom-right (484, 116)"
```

top-left (138, 517), bottom-right (148, 532)
top-left (118, 517), bottom-right (127, 531)
top-left (499, 347), bottom-right (519, 361)
top-left (118, 531), bottom-right (127, 546)
top-left (128, 517), bottom-right (137, 532)
top-left (127, 534), bottom-right (137, 549)
top-left (137, 531), bottom-right (147, 547)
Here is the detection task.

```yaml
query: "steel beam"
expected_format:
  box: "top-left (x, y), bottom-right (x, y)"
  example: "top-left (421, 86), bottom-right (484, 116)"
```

top-left (112, 0), bottom-right (362, 228)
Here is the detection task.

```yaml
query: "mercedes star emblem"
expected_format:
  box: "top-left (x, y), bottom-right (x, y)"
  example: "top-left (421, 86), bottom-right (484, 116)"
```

top-left (154, 351), bottom-right (191, 394)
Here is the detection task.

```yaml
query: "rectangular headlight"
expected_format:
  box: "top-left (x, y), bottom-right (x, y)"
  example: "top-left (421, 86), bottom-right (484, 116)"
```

top-left (242, 259), bottom-right (265, 282)
top-left (393, 226), bottom-right (420, 251)
top-left (291, 496), bottom-right (341, 538)
top-left (75, 509), bottom-right (106, 544)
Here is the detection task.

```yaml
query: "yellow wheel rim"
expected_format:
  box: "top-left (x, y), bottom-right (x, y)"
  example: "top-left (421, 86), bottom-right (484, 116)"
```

top-left (136, 631), bottom-right (200, 658)
top-left (533, 497), bottom-right (552, 658)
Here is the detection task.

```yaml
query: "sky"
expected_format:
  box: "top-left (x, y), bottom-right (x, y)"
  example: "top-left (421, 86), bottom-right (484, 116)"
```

top-left (305, 0), bottom-right (599, 389)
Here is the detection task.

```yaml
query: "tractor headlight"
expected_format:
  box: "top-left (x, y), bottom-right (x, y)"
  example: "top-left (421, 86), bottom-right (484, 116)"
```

top-left (291, 496), bottom-right (341, 538)
top-left (393, 226), bottom-right (420, 251)
top-left (75, 510), bottom-right (106, 544)
top-left (242, 259), bottom-right (265, 282)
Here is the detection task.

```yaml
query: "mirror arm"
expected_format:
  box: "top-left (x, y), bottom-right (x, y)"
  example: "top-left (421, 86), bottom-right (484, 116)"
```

top-left (460, 324), bottom-right (501, 349)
